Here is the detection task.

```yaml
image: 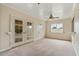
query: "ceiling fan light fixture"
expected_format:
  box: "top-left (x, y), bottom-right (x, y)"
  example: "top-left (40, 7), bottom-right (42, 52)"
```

top-left (49, 14), bottom-right (53, 19)
top-left (49, 13), bottom-right (59, 21)
top-left (37, 3), bottom-right (40, 6)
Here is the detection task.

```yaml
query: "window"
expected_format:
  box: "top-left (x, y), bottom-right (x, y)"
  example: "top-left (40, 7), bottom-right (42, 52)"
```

top-left (51, 23), bottom-right (63, 33)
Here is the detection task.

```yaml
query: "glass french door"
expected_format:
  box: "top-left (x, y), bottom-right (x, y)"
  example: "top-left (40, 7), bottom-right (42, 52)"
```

top-left (26, 22), bottom-right (33, 40)
top-left (10, 16), bottom-right (34, 47)
top-left (10, 18), bottom-right (24, 47)
top-left (15, 20), bottom-right (23, 43)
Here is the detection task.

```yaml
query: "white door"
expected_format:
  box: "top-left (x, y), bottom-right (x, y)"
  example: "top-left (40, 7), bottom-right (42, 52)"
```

top-left (36, 24), bottom-right (43, 40)
top-left (0, 15), bottom-right (10, 50)
top-left (10, 16), bottom-right (34, 47)
top-left (10, 16), bottom-right (25, 47)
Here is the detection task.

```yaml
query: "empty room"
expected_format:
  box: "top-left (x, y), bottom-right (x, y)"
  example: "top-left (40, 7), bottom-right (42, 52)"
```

top-left (0, 3), bottom-right (79, 56)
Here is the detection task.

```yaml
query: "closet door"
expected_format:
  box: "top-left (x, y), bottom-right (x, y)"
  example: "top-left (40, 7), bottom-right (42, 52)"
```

top-left (0, 14), bottom-right (10, 50)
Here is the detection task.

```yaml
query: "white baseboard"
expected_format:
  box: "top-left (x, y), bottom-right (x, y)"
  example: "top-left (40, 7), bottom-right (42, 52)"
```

top-left (0, 38), bottom-right (43, 53)
top-left (11, 40), bottom-right (33, 48)
top-left (0, 47), bottom-right (12, 52)
top-left (0, 40), bottom-right (33, 52)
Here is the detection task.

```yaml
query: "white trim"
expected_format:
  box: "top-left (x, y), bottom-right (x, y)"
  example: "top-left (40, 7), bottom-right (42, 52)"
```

top-left (11, 39), bottom-right (33, 48)
top-left (0, 39), bottom-right (33, 52)
top-left (0, 47), bottom-right (12, 52)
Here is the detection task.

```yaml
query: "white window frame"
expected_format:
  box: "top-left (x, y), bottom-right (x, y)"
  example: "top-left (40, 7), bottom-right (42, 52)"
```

top-left (51, 23), bottom-right (63, 33)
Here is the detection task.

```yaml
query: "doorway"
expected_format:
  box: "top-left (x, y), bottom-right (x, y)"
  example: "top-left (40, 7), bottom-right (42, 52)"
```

top-left (15, 20), bottom-right (23, 43)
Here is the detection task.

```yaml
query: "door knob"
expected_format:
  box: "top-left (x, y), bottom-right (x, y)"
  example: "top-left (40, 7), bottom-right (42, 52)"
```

top-left (5, 32), bottom-right (11, 35)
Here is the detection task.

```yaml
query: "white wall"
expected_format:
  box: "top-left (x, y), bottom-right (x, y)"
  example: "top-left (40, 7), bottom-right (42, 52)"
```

top-left (0, 4), bottom-right (1, 49)
top-left (0, 5), bottom-right (45, 51)
top-left (72, 4), bottom-right (79, 55)
top-left (45, 18), bottom-right (73, 41)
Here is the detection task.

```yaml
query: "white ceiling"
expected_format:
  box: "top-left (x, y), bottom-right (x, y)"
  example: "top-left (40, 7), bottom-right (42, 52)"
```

top-left (2, 3), bottom-right (74, 20)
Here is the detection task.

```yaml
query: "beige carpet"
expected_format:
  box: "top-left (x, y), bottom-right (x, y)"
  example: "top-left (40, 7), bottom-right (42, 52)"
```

top-left (0, 38), bottom-right (76, 56)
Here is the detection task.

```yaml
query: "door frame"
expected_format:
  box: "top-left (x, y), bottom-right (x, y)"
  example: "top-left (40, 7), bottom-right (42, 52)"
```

top-left (10, 15), bottom-right (25, 47)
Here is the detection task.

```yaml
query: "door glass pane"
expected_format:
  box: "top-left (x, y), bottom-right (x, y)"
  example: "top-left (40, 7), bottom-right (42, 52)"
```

top-left (27, 22), bottom-right (33, 40)
top-left (15, 20), bottom-right (23, 43)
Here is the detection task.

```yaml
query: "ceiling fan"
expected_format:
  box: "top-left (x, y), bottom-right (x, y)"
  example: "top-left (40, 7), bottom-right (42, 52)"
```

top-left (37, 3), bottom-right (40, 6)
top-left (36, 3), bottom-right (59, 20)
top-left (49, 13), bottom-right (59, 19)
